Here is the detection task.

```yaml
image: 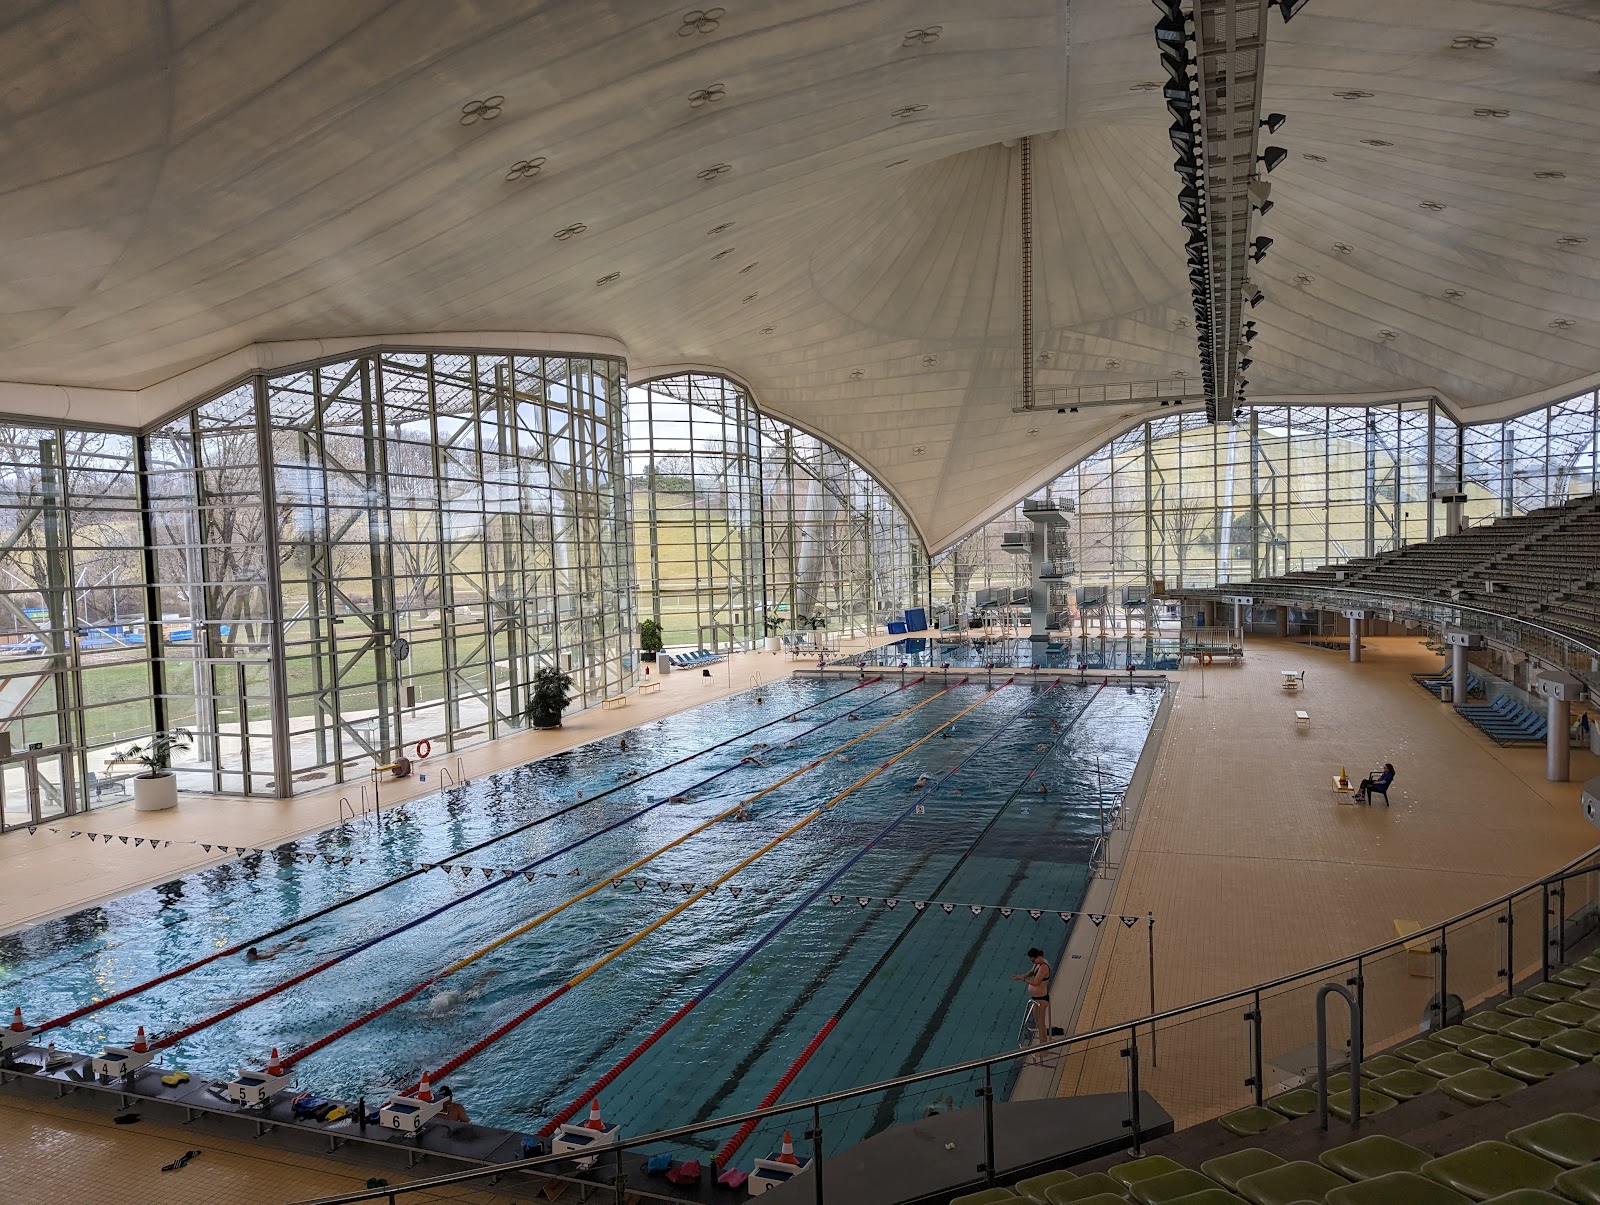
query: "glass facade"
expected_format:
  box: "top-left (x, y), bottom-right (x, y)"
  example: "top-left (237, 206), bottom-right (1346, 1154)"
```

top-left (935, 390), bottom-right (1600, 626)
top-left (627, 373), bottom-right (926, 648)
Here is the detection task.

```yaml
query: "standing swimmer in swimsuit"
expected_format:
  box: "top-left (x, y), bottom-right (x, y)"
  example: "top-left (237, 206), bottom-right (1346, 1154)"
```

top-left (1012, 947), bottom-right (1052, 1050)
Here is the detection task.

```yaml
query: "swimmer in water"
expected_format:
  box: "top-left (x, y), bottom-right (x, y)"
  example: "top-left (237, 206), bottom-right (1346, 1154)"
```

top-left (1036, 782), bottom-right (1050, 794)
top-left (1035, 742), bottom-right (1050, 752)
top-left (911, 773), bottom-right (931, 790)
top-left (245, 935), bottom-right (308, 962)
top-left (836, 754), bottom-right (853, 763)
top-left (1050, 719), bottom-right (1060, 733)
top-left (742, 755), bottom-right (767, 767)
top-left (731, 803), bottom-right (752, 822)
top-left (847, 712), bottom-right (861, 721)
top-left (783, 740), bottom-right (799, 750)
top-left (668, 793), bottom-right (690, 803)
top-left (425, 968), bottom-right (500, 1018)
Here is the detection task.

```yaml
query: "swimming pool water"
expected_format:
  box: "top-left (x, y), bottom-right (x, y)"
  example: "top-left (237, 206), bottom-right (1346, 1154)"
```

top-left (850, 636), bottom-right (1182, 670)
top-left (1, 674), bottom-right (1162, 1158)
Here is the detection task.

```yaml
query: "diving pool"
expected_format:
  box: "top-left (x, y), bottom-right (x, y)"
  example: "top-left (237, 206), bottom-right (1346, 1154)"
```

top-left (1, 674), bottom-right (1162, 1159)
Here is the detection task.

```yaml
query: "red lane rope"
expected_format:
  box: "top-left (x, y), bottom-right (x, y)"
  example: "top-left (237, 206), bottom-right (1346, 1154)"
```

top-left (539, 998), bottom-right (700, 1134)
top-left (713, 1017), bottom-right (839, 1167)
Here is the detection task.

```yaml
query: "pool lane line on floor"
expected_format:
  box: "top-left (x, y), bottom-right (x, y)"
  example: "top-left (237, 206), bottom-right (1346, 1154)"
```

top-left (25, 677), bottom-right (885, 1038)
top-left (539, 679), bottom-right (1062, 1143)
top-left (710, 680), bottom-right (1107, 1166)
top-left (265, 680), bottom-right (949, 1072)
top-left (147, 680), bottom-right (932, 1057)
top-left (405, 678), bottom-right (1005, 1094)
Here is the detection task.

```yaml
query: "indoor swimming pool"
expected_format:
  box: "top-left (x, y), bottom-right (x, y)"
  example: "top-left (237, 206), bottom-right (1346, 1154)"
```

top-left (0, 675), bottom-right (1162, 1158)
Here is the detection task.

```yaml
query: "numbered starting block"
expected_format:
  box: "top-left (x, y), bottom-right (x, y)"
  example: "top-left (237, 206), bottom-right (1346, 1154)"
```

top-left (91, 1025), bottom-right (155, 1080)
top-left (748, 1132), bottom-right (811, 1196)
top-left (227, 1068), bottom-right (292, 1106)
top-left (379, 1093), bottom-right (442, 1133)
top-left (552, 1099), bottom-right (619, 1170)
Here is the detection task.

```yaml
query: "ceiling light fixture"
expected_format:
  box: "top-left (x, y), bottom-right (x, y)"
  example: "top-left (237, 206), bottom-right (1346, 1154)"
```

top-left (687, 83), bottom-right (726, 108)
top-left (1334, 90), bottom-right (1375, 100)
top-left (1473, 108), bottom-right (1510, 118)
top-left (1250, 235), bottom-right (1274, 263)
top-left (1333, 241), bottom-right (1354, 255)
top-left (711, 247), bottom-right (735, 260)
top-left (595, 272), bottom-right (620, 286)
top-left (1259, 146), bottom-right (1289, 173)
top-left (696, 163), bottom-right (732, 181)
top-left (1443, 289), bottom-right (1466, 300)
top-left (902, 26), bottom-right (942, 46)
top-left (1534, 171), bottom-right (1566, 180)
top-left (505, 157), bottom-right (546, 181)
top-left (739, 262), bottom-right (758, 274)
top-left (679, 8), bottom-right (725, 37)
top-left (1556, 236), bottom-right (1588, 247)
top-left (760, 326), bottom-right (776, 335)
top-left (1377, 329), bottom-right (1398, 341)
top-left (1419, 201), bottom-right (1446, 211)
top-left (1450, 35), bottom-right (1497, 49)
top-left (1360, 138), bottom-right (1393, 147)
top-left (1302, 152), bottom-right (1328, 163)
top-left (1550, 318), bottom-right (1576, 330)
top-left (891, 104), bottom-right (928, 118)
top-left (741, 293), bottom-right (758, 303)
top-left (553, 223), bottom-right (587, 241)
top-left (706, 222), bottom-right (734, 235)
top-left (1269, 0), bottom-right (1312, 21)
top-left (922, 355), bottom-right (939, 366)
top-left (1246, 283), bottom-right (1265, 307)
top-left (1261, 112), bottom-right (1288, 134)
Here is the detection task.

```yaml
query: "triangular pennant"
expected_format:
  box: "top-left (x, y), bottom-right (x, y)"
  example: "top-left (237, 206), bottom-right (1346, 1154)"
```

top-left (681, 883), bottom-right (694, 893)
top-left (544, 872), bottom-right (558, 878)
top-left (657, 881), bottom-right (672, 893)
top-left (999, 907), bottom-right (1013, 918)
top-left (47, 826), bottom-right (57, 833)
top-left (103, 833), bottom-right (113, 842)
top-left (858, 897), bottom-right (871, 908)
top-left (728, 886), bottom-right (742, 898)
top-left (202, 844), bottom-right (212, 852)
top-left (1121, 915), bottom-right (1139, 928)
top-left (527, 871), bottom-right (539, 882)
top-left (940, 902), bottom-right (955, 914)
top-left (828, 894), bottom-right (843, 906)
top-left (69, 831), bottom-right (80, 838)
top-left (358, 858), bottom-right (366, 864)
top-left (704, 885), bottom-right (718, 895)
top-left (500, 869), bottom-right (513, 878)
top-left (913, 901), bottom-right (927, 911)
top-left (341, 857), bottom-right (353, 866)
top-left (969, 905), bottom-right (983, 916)
top-left (1059, 912), bottom-right (1074, 922)
top-left (481, 868), bottom-right (493, 880)
top-left (163, 841), bottom-right (172, 848)
top-left (568, 868), bottom-right (581, 876)
top-left (1028, 909), bottom-right (1042, 921)
top-left (1089, 914), bottom-right (1105, 926)
top-left (133, 837), bottom-right (143, 847)
top-left (26, 825), bottom-right (35, 836)
top-left (118, 835), bottom-right (128, 844)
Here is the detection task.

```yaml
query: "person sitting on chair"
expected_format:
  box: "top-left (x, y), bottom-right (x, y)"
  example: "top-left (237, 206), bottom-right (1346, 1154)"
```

top-left (1354, 762), bottom-right (1395, 805)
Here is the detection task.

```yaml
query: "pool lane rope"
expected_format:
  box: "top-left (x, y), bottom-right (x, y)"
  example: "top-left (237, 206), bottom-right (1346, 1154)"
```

top-left (538, 678), bottom-right (1052, 1143)
top-left (28, 676), bottom-right (883, 1038)
top-left (407, 678), bottom-right (1005, 1095)
top-left (712, 680), bottom-right (1109, 1168)
top-left (243, 679), bottom-right (953, 1071)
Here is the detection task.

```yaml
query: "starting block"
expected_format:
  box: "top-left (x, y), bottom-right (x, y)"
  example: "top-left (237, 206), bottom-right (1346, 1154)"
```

top-left (227, 1068), bottom-right (292, 1106)
top-left (2, 1026), bottom-right (36, 1053)
top-left (552, 1117), bottom-right (619, 1170)
top-left (748, 1133), bottom-right (811, 1196)
top-left (92, 1044), bottom-right (156, 1080)
top-left (380, 1091), bottom-right (442, 1133)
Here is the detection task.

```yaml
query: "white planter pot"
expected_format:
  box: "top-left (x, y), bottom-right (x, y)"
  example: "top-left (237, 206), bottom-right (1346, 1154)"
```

top-left (132, 774), bottom-right (179, 812)
top-left (765, 636), bottom-right (780, 654)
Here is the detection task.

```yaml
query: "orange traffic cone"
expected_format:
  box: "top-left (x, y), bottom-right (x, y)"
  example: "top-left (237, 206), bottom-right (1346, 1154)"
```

top-left (132, 1026), bottom-right (148, 1053)
top-left (416, 1072), bottom-right (433, 1102)
top-left (584, 1098), bottom-right (606, 1130)
top-left (267, 1047), bottom-right (284, 1076)
top-left (775, 1131), bottom-right (800, 1166)
top-left (8, 1007), bottom-right (25, 1032)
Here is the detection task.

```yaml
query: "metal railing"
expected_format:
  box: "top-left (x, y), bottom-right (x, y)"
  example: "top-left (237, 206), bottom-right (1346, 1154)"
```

top-left (1186, 581), bottom-right (1600, 695)
top-left (293, 842), bottom-right (1600, 1205)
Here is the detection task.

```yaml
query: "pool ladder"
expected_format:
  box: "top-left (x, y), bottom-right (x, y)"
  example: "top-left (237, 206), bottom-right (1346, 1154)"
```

top-left (337, 785), bottom-right (372, 828)
top-left (437, 756), bottom-right (469, 795)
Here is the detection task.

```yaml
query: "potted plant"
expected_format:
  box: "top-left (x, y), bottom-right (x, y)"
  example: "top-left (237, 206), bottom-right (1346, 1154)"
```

top-left (638, 618), bottom-right (664, 664)
top-left (763, 614), bottom-right (785, 655)
top-left (114, 728), bottom-right (194, 812)
top-left (524, 666), bottom-right (574, 730)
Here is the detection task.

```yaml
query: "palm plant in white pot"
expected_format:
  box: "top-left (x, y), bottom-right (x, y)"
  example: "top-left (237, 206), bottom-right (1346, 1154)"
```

top-left (114, 728), bottom-right (193, 812)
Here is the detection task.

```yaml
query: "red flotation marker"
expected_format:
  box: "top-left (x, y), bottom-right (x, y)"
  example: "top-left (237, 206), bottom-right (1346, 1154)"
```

top-left (584, 1098), bottom-right (606, 1130)
top-left (8, 1007), bottom-right (25, 1032)
top-left (775, 1130), bottom-right (800, 1166)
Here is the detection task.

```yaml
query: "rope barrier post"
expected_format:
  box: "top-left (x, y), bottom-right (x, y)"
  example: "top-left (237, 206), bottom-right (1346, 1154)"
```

top-left (1543, 883), bottom-right (1553, 981)
top-left (980, 1063), bottom-right (996, 1187)
top-left (1147, 913), bottom-right (1157, 1065)
top-left (1123, 1024), bottom-right (1143, 1157)
top-left (1245, 988), bottom-right (1264, 1108)
top-left (1500, 898), bottom-right (1513, 992)
top-left (612, 1142), bottom-right (626, 1204)
top-left (809, 1102), bottom-right (825, 1205)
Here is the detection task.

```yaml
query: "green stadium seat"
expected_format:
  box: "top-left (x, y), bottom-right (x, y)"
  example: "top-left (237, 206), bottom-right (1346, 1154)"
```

top-left (1575, 954), bottom-right (1600, 974)
top-left (1328, 1087), bottom-right (1397, 1121)
top-left (1572, 988), bottom-right (1600, 1011)
top-left (1324, 1071), bottom-right (1355, 1094)
top-left (1464, 1011), bottom-right (1518, 1034)
top-left (1015, 1170), bottom-right (1080, 1202)
top-left (1045, 1175), bottom-right (1127, 1203)
top-left (1422, 1141), bottom-right (1561, 1200)
top-left (1131, 1170), bottom-right (1225, 1204)
top-left (1201, 1149), bottom-right (1285, 1191)
top-left (1110, 1156), bottom-right (1186, 1188)
top-left (1265, 1088), bottom-right (1318, 1118)
top-left (1507, 1112), bottom-right (1600, 1168)
top-left (1395, 1038), bottom-right (1452, 1062)
top-left (1478, 1191), bottom-right (1568, 1204)
top-left (1236, 1160), bottom-right (1349, 1205)
top-left (952, 1190), bottom-right (1017, 1205)
top-left (1458, 1033), bottom-right (1530, 1061)
top-left (1165, 1191), bottom-right (1244, 1205)
top-left (1217, 1106), bottom-right (1286, 1137)
top-left (1499, 1017), bottom-right (1566, 1045)
top-left (1358, 1054), bottom-right (1414, 1077)
top-left (1326, 1171), bottom-right (1471, 1205)
top-left (1318, 1134), bottom-right (1431, 1180)
top-left (1490, 1046), bottom-right (1578, 1082)
top-left (1429, 1026), bottom-right (1485, 1050)
top-left (1539, 1027), bottom-right (1600, 1060)
top-left (1522, 982), bottom-right (1578, 1005)
top-left (1553, 1163), bottom-right (1600, 1205)
top-left (1497, 997), bottom-right (1546, 1019)
top-left (1055, 1195), bottom-right (1127, 1205)
top-left (1551, 967), bottom-right (1598, 988)
top-left (1437, 1066), bottom-right (1527, 1105)
top-left (1368, 1068), bottom-right (1439, 1101)
top-left (1418, 1051), bottom-right (1490, 1079)
top-left (1534, 1002), bottom-right (1599, 1028)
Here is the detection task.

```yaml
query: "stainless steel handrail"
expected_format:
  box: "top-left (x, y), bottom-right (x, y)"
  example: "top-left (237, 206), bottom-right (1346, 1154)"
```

top-left (290, 839), bottom-right (1600, 1204)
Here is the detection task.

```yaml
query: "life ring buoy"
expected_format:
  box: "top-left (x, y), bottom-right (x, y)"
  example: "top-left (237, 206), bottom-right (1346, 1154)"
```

top-left (415, 739), bottom-right (432, 759)
top-left (1200, 653), bottom-right (1213, 665)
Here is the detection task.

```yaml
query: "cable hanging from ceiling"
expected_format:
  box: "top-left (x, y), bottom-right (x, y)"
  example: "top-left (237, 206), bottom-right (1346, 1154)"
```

top-left (1019, 135), bottom-right (1035, 414)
